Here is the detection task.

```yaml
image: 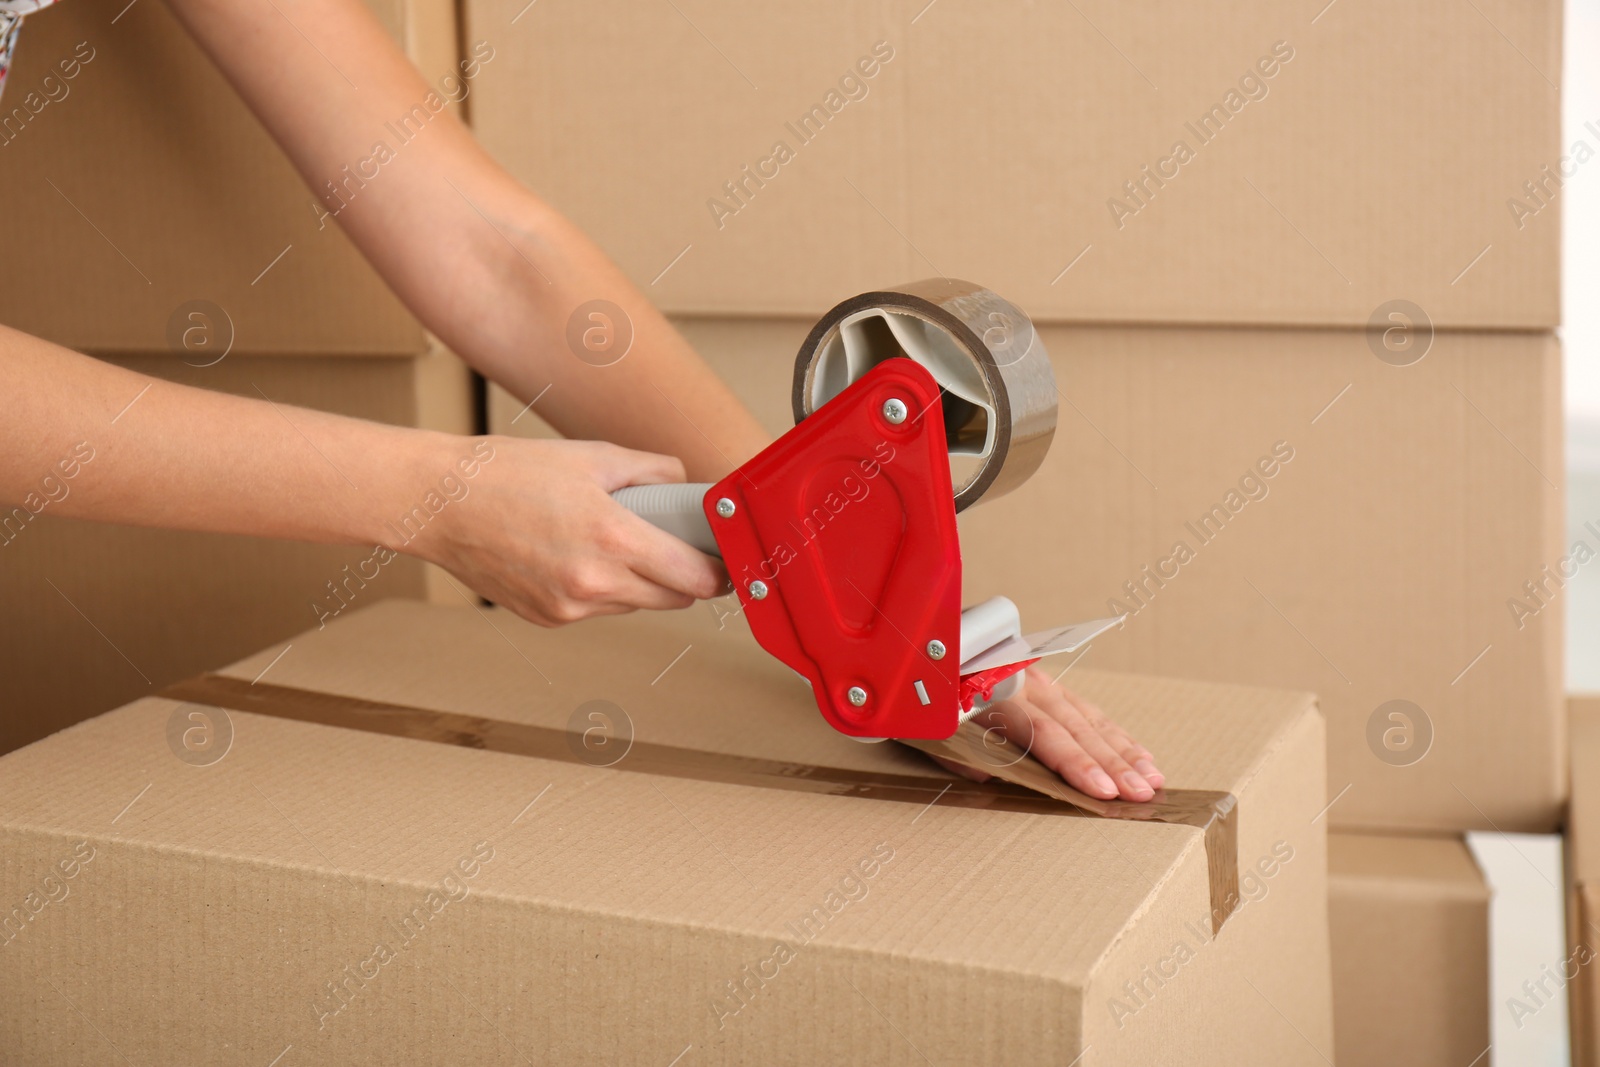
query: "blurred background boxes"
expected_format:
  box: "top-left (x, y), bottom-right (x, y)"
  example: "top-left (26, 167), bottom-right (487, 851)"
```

top-left (0, 0), bottom-right (475, 754)
top-left (0, 0), bottom-right (457, 355)
top-left (463, 0), bottom-right (1559, 329)
top-left (1327, 832), bottom-right (1491, 1066)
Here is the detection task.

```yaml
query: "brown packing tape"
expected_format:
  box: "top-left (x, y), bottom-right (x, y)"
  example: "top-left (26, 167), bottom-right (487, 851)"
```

top-left (903, 730), bottom-right (1239, 933)
top-left (160, 673), bottom-right (1241, 930)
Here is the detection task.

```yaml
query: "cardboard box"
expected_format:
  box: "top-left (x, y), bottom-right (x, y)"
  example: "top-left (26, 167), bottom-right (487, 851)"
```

top-left (495, 317), bottom-right (1565, 833)
top-left (0, 348), bottom-right (482, 757)
top-left (1568, 696), bottom-right (1600, 1067)
top-left (465, 0), bottom-right (1560, 328)
top-left (0, 0), bottom-right (460, 355)
top-left (0, 599), bottom-right (1333, 1064)
top-left (1328, 832), bottom-right (1491, 1066)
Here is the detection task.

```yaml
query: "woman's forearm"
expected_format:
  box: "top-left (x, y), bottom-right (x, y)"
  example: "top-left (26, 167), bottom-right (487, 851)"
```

top-left (0, 324), bottom-right (440, 546)
top-left (163, 0), bottom-right (770, 481)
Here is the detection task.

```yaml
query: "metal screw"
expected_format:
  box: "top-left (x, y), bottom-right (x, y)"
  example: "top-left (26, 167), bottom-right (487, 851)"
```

top-left (748, 580), bottom-right (768, 600)
top-left (847, 686), bottom-right (868, 707)
top-left (881, 398), bottom-right (908, 425)
top-left (926, 640), bottom-right (946, 660)
top-left (715, 497), bottom-right (736, 518)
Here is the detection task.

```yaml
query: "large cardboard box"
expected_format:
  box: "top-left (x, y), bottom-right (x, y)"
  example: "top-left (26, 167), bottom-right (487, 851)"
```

top-left (0, 599), bottom-right (1332, 1064)
top-left (0, 347), bottom-right (475, 757)
top-left (0, 0), bottom-right (461, 355)
top-left (495, 317), bottom-right (1565, 833)
top-left (1328, 832), bottom-right (1491, 1066)
top-left (465, 0), bottom-right (1560, 328)
top-left (1568, 695), bottom-right (1600, 1067)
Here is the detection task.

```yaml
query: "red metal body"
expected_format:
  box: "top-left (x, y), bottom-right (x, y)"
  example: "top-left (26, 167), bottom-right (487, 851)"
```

top-left (704, 361), bottom-right (964, 738)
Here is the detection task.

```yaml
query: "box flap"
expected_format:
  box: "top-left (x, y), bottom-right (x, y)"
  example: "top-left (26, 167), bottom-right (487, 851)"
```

top-left (1328, 831), bottom-right (1488, 903)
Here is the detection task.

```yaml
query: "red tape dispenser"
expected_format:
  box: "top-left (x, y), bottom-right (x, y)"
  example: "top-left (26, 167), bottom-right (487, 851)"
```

top-left (613, 279), bottom-right (1122, 740)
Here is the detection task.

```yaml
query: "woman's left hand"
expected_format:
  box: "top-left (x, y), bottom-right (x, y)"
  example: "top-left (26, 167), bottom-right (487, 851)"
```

top-left (930, 666), bottom-right (1165, 802)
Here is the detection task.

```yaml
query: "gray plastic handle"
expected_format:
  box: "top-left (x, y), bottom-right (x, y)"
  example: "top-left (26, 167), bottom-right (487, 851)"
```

top-left (611, 483), bottom-right (720, 557)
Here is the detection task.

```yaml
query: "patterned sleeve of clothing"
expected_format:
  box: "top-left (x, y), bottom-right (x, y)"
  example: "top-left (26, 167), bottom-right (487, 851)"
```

top-left (0, 1), bottom-right (63, 102)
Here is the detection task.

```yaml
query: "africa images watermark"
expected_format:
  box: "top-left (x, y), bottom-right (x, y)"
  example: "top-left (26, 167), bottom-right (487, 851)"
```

top-left (1105, 441), bottom-right (1295, 618)
top-left (1106, 40), bottom-right (1295, 230)
top-left (1506, 941), bottom-right (1597, 1030)
top-left (0, 841), bottom-right (96, 950)
top-left (309, 41), bottom-right (496, 229)
top-left (0, 441), bottom-right (96, 549)
top-left (705, 40), bottom-right (896, 230)
top-left (0, 39), bottom-right (95, 149)
top-left (708, 438), bottom-right (899, 631)
top-left (1107, 840), bottom-right (1296, 1030)
top-left (311, 840), bottom-right (497, 1030)
top-left (709, 842), bottom-right (896, 1030)
top-left (1505, 516), bottom-right (1600, 631)
top-left (1505, 114), bottom-right (1600, 232)
top-left (311, 440), bottom-right (497, 628)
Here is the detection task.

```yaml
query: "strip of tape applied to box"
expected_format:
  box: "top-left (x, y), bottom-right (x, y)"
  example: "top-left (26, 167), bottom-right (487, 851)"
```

top-left (160, 673), bottom-right (1240, 930)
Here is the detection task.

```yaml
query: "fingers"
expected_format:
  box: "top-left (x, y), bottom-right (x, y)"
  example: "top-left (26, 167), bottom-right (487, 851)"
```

top-left (952, 670), bottom-right (1164, 802)
top-left (614, 509), bottom-right (727, 600)
top-left (1060, 688), bottom-right (1164, 789)
top-left (578, 442), bottom-right (723, 601)
top-left (1026, 683), bottom-right (1153, 801)
top-left (985, 700), bottom-right (1126, 799)
top-left (951, 698), bottom-right (1110, 800)
top-left (1029, 670), bottom-right (1164, 790)
top-left (580, 442), bottom-right (688, 492)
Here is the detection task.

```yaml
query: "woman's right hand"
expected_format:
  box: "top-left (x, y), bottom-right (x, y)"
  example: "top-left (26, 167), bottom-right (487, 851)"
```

top-left (404, 435), bottom-right (727, 627)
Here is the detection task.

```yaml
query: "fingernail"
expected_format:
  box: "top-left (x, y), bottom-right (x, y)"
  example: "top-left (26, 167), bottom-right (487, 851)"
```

top-left (1088, 768), bottom-right (1117, 797)
top-left (1120, 771), bottom-right (1154, 799)
top-left (1135, 759), bottom-right (1164, 788)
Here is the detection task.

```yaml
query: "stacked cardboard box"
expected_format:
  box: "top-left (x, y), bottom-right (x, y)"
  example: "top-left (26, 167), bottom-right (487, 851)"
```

top-left (1568, 696), bottom-right (1600, 1066)
top-left (0, 599), bottom-right (1334, 1064)
top-left (466, 0), bottom-right (1564, 1058)
top-left (1328, 833), bottom-right (1491, 1065)
top-left (0, 0), bottom-right (476, 752)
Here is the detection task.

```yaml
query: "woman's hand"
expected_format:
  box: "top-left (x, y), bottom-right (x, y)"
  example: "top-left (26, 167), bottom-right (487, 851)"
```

top-left (933, 666), bottom-right (1165, 802)
top-left (412, 435), bottom-right (726, 627)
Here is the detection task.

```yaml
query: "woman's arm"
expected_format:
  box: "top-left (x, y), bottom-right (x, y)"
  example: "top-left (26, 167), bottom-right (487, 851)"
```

top-left (161, 0), bottom-right (768, 480)
top-left (0, 325), bottom-right (724, 624)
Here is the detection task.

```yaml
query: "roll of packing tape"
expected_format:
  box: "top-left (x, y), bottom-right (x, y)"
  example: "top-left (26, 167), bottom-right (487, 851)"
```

top-left (791, 279), bottom-right (1057, 511)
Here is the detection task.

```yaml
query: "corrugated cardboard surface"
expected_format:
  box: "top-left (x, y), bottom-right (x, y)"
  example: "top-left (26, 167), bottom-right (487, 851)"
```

top-left (0, 0), bottom-right (457, 355)
top-left (1327, 832), bottom-right (1490, 1067)
top-left (497, 317), bottom-right (1565, 833)
top-left (465, 0), bottom-right (1559, 328)
top-left (0, 599), bottom-right (1331, 1064)
top-left (0, 355), bottom-right (442, 757)
top-left (1569, 696), bottom-right (1600, 1067)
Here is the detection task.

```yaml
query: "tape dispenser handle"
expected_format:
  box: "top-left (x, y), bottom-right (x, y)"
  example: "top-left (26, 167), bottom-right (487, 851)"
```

top-left (610, 483), bottom-right (721, 557)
